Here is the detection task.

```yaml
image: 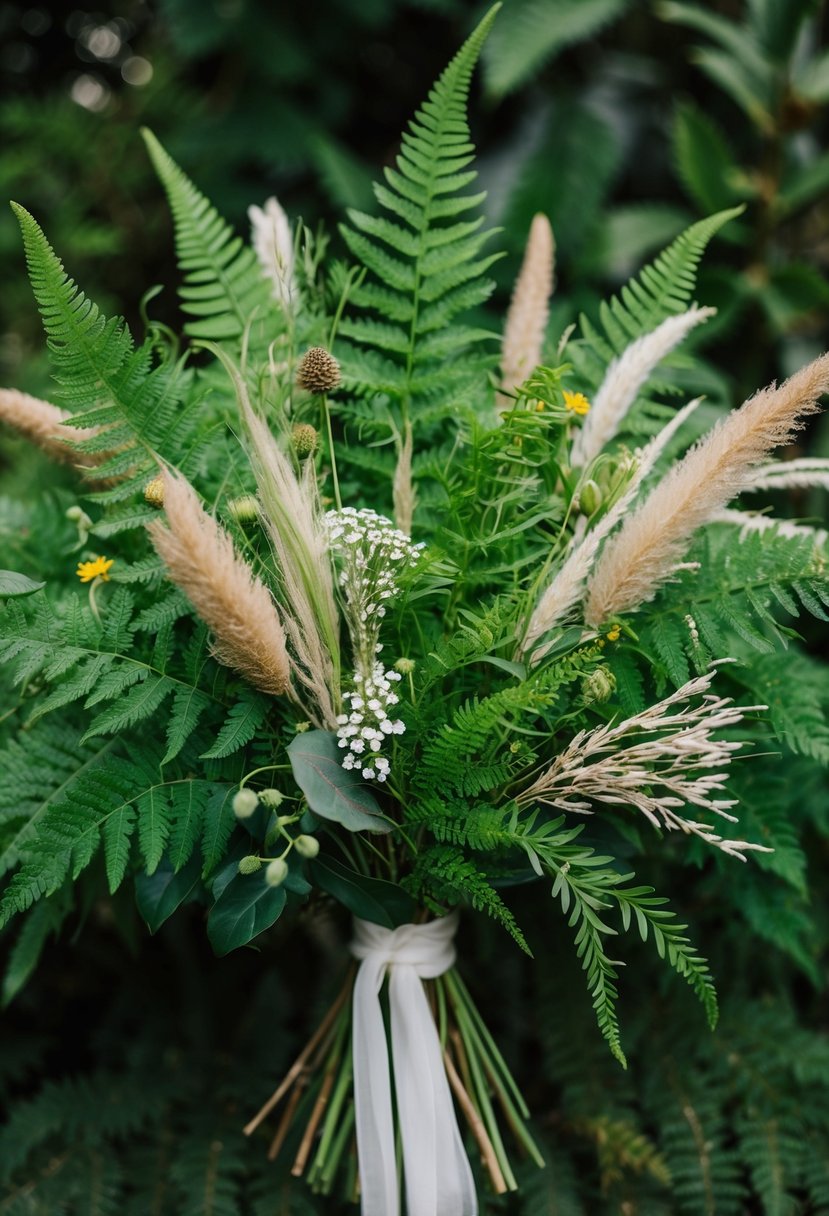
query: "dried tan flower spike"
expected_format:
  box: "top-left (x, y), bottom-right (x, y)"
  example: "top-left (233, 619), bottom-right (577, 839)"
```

top-left (0, 387), bottom-right (104, 469)
top-left (498, 213), bottom-right (554, 410)
top-left (148, 469), bottom-right (292, 697)
top-left (296, 347), bottom-right (341, 394)
top-left (584, 352), bottom-right (829, 626)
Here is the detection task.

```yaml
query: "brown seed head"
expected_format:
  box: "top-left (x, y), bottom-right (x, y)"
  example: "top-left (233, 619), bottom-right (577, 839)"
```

top-left (291, 422), bottom-right (319, 458)
top-left (296, 347), bottom-right (341, 394)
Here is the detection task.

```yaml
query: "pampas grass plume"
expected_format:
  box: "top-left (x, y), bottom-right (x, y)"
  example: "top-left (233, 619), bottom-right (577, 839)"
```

top-left (0, 388), bottom-right (103, 469)
top-left (571, 306), bottom-right (715, 467)
top-left (498, 214), bottom-right (554, 408)
top-left (585, 352), bottom-right (829, 626)
top-left (148, 469), bottom-right (292, 698)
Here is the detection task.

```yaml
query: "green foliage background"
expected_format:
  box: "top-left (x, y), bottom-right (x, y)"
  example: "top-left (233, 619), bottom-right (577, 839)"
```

top-left (2, 1), bottom-right (829, 1212)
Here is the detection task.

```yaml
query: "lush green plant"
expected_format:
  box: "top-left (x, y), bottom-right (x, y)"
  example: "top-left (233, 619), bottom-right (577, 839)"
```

top-left (2, 3), bottom-right (829, 1211)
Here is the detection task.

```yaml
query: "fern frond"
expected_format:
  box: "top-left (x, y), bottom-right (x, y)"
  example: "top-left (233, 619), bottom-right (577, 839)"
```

top-left (569, 207), bottom-right (742, 392)
top-left (408, 841), bottom-right (530, 954)
top-left (338, 6), bottom-right (502, 416)
top-left (141, 130), bottom-right (273, 342)
top-left (12, 204), bottom-right (187, 484)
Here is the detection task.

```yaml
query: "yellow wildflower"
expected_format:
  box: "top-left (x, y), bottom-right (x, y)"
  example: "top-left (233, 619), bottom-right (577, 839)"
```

top-left (606, 624), bottom-right (621, 642)
top-left (77, 556), bottom-right (114, 583)
top-left (563, 390), bottom-right (591, 416)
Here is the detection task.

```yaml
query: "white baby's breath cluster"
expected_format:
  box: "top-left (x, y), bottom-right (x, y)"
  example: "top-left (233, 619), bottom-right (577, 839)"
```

top-left (326, 507), bottom-right (424, 781)
top-left (337, 660), bottom-right (405, 781)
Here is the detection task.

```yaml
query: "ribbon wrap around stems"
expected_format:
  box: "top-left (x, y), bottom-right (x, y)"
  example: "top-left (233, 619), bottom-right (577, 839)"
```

top-left (350, 911), bottom-right (478, 1216)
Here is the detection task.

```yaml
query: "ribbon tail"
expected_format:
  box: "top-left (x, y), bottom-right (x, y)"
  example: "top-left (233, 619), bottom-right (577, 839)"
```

top-left (352, 957), bottom-right (400, 1216)
top-left (390, 968), bottom-right (478, 1216)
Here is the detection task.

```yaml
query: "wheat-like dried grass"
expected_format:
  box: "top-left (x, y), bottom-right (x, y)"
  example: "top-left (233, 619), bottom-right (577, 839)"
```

top-left (148, 469), bottom-right (292, 698)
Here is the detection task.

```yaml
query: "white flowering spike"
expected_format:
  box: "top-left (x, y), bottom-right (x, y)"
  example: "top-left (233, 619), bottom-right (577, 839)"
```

top-left (249, 197), bottom-right (296, 310)
top-left (325, 508), bottom-right (424, 782)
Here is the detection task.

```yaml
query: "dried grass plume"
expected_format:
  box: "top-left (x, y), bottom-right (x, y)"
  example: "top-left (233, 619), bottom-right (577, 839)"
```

top-left (0, 388), bottom-right (104, 470)
top-left (148, 469), bottom-right (292, 698)
top-left (584, 352), bottom-right (829, 626)
top-left (571, 306), bottom-right (715, 468)
top-left (498, 213), bottom-right (554, 409)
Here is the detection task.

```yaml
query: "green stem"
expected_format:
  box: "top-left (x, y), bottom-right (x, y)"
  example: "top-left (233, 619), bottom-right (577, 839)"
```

top-left (320, 392), bottom-right (343, 511)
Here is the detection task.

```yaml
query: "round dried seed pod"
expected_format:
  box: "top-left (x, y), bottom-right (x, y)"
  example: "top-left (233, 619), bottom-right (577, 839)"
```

top-left (296, 346), bottom-right (341, 393)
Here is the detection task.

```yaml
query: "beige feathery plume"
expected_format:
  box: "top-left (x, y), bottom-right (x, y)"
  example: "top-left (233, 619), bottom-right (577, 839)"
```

top-left (497, 213), bottom-right (554, 410)
top-left (148, 469), bottom-right (292, 698)
top-left (223, 359), bottom-right (340, 728)
top-left (0, 388), bottom-right (104, 470)
top-left (742, 457), bottom-right (829, 492)
top-left (521, 398), bottom-right (701, 656)
top-left (571, 306), bottom-right (715, 468)
top-left (584, 353), bottom-right (829, 626)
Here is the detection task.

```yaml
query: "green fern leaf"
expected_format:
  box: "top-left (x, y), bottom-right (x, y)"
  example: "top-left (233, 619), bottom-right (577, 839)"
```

top-left (142, 129), bottom-right (273, 341)
top-left (201, 690), bottom-right (269, 759)
top-left (339, 5), bottom-right (502, 415)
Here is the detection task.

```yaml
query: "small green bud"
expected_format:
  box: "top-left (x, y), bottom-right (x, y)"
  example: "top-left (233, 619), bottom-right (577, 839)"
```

top-left (394, 657), bottom-right (415, 675)
top-left (238, 855), bottom-right (262, 874)
top-left (295, 721), bottom-right (311, 733)
top-left (582, 666), bottom-right (616, 705)
top-left (259, 788), bottom-right (284, 809)
top-left (479, 626), bottom-right (494, 647)
top-left (227, 494), bottom-right (260, 524)
top-left (291, 423), bottom-right (319, 458)
top-left (578, 479), bottom-right (602, 516)
top-left (65, 505), bottom-right (84, 521)
top-left (233, 788), bottom-right (259, 819)
top-left (265, 857), bottom-right (289, 887)
top-left (293, 834), bottom-right (320, 859)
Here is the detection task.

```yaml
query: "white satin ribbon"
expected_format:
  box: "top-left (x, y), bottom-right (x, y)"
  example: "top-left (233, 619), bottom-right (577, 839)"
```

top-left (350, 911), bottom-right (478, 1216)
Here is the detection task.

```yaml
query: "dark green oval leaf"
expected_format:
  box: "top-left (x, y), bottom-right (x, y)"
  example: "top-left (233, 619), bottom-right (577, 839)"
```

top-left (308, 856), bottom-right (415, 928)
top-left (207, 871), bottom-right (287, 956)
top-left (135, 850), bottom-right (203, 935)
top-left (287, 730), bottom-right (391, 833)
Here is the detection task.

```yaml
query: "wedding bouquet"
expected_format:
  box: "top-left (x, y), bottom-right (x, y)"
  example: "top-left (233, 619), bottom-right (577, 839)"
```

top-left (3, 7), bottom-right (829, 1212)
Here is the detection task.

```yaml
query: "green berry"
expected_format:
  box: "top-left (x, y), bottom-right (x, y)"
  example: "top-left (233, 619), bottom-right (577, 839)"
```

top-left (233, 788), bottom-right (259, 819)
top-left (265, 857), bottom-right (289, 887)
top-left (294, 835), bottom-right (320, 859)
